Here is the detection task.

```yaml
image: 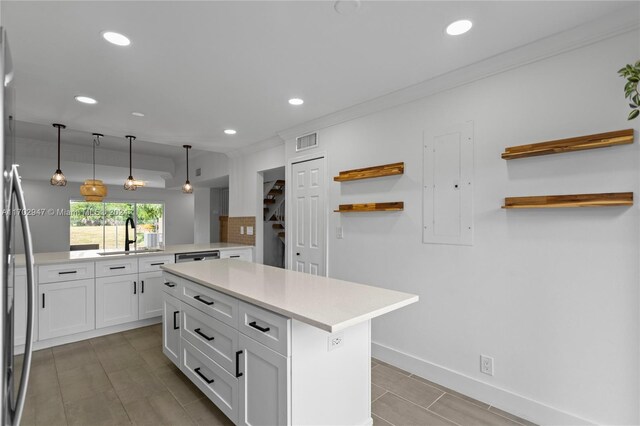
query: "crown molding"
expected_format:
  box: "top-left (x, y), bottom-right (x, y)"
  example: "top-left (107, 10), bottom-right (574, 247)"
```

top-left (276, 5), bottom-right (640, 142)
top-left (226, 135), bottom-right (284, 159)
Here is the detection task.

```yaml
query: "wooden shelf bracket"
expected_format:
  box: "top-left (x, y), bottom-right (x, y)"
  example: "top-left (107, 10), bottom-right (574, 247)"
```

top-left (334, 202), bottom-right (404, 213)
top-left (502, 192), bottom-right (633, 209)
top-left (333, 162), bottom-right (404, 182)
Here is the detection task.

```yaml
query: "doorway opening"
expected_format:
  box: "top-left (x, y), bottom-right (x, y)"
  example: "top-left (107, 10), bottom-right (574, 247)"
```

top-left (262, 167), bottom-right (285, 268)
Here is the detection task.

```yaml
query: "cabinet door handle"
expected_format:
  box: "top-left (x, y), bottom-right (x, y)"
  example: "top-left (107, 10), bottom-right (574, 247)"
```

top-left (58, 270), bottom-right (77, 275)
top-left (141, 280), bottom-right (145, 293)
top-left (173, 311), bottom-right (179, 330)
top-left (235, 350), bottom-right (243, 378)
top-left (151, 262), bottom-right (164, 266)
top-left (230, 255), bottom-right (240, 258)
top-left (194, 295), bottom-right (214, 306)
top-left (42, 293), bottom-right (45, 309)
top-left (109, 266), bottom-right (126, 270)
top-left (164, 282), bottom-right (176, 288)
top-left (194, 328), bottom-right (214, 341)
top-left (194, 367), bottom-right (214, 384)
top-left (133, 281), bottom-right (137, 295)
top-left (249, 321), bottom-right (270, 333)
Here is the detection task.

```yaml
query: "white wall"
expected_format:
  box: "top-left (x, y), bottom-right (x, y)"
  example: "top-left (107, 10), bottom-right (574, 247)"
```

top-left (283, 31), bottom-right (640, 425)
top-left (210, 188), bottom-right (221, 242)
top-left (19, 179), bottom-right (195, 253)
top-left (228, 141), bottom-right (285, 263)
top-left (193, 187), bottom-right (210, 244)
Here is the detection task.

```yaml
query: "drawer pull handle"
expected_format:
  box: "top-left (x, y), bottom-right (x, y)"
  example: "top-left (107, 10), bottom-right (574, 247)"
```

top-left (109, 266), bottom-right (126, 270)
top-left (235, 350), bottom-right (243, 378)
top-left (194, 295), bottom-right (214, 306)
top-left (164, 282), bottom-right (176, 288)
top-left (173, 311), bottom-right (179, 330)
top-left (194, 328), bottom-right (214, 341)
top-left (194, 367), bottom-right (214, 384)
top-left (249, 321), bottom-right (270, 333)
top-left (151, 262), bottom-right (164, 266)
top-left (58, 270), bottom-right (77, 275)
top-left (230, 255), bottom-right (240, 258)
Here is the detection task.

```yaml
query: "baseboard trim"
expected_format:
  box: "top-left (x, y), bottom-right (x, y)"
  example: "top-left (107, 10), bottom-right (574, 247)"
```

top-left (371, 341), bottom-right (594, 426)
top-left (15, 317), bottom-right (161, 355)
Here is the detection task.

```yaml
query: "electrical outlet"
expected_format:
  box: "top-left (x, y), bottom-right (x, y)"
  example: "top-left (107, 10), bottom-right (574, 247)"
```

top-left (327, 332), bottom-right (345, 351)
top-left (247, 226), bottom-right (254, 236)
top-left (336, 226), bottom-right (344, 239)
top-left (240, 226), bottom-right (244, 235)
top-left (480, 355), bottom-right (494, 376)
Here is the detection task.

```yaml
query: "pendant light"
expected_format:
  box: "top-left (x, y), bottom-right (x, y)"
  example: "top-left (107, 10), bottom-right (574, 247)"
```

top-left (80, 133), bottom-right (108, 202)
top-left (124, 135), bottom-right (137, 191)
top-left (50, 123), bottom-right (67, 186)
top-left (182, 144), bottom-right (193, 194)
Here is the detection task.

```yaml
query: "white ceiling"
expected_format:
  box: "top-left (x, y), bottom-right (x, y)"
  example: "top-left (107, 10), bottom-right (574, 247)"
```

top-left (2, 1), bottom-right (629, 153)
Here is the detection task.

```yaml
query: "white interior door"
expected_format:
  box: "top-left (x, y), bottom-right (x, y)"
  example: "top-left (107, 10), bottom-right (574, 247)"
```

top-left (291, 157), bottom-right (325, 276)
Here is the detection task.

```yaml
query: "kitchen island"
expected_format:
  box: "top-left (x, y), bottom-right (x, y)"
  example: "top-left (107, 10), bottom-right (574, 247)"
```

top-left (161, 259), bottom-right (418, 426)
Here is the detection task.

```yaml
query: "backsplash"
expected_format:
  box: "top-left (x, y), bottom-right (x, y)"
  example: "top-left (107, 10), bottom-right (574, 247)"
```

top-left (227, 216), bottom-right (256, 245)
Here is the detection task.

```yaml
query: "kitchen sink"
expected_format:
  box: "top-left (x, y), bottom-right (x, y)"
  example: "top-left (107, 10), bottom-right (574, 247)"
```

top-left (97, 248), bottom-right (164, 256)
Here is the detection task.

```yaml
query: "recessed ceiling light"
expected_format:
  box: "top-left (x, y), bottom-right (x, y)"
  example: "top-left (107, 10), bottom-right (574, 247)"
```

top-left (334, 0), bottom-right (361, 15)
top-left (131, 112), bottom-right (145, 117)
top-left (75, 95), bottom-right (97, 105)
top-left (102, 31), bottom-right (131, 46)
top-left (446, 19), bottom-right (473, 36)
top-left (224, 129), bottom-right (237, 135)
top-left (288, 98), bottom-right (304, 106)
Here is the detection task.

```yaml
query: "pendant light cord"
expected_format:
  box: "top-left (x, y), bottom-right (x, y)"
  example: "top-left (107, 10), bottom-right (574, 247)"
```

top-left (57, 125), bottom-right (61, 170)
top-left (185, 147), bottom-right (189, 181)
top-left (129, 137), bottom-right (132, 176)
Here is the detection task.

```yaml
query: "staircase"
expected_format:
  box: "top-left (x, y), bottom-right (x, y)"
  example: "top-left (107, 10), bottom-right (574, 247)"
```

top-left (264, 180), bottom-right (285, 244)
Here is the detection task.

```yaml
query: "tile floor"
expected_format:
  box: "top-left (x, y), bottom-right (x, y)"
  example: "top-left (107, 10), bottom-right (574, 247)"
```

top-left (15, 324), bottom-right (536, 426)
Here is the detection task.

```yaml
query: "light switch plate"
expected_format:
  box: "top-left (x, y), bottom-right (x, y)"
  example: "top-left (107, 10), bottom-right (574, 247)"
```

top-left (240, 226), bottom-right (244, 235)
top-left (336, 226), bottom-right (344, 239)
top-left (247, 226), bottom-right (254, 236)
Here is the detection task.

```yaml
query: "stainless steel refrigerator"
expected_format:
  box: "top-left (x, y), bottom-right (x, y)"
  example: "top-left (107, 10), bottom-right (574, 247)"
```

top-left (1, 28), bottom-right (36, 426)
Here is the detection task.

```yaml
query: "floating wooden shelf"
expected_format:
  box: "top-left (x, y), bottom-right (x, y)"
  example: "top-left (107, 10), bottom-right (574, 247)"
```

top-left (502, 192), bottom-right (633, 209)
top-left (334, 162), bottom-right (404, 182)
top-left (501, 129), bottom-right (634, 160)
top-left (334, 202), bottom-right (404, 213)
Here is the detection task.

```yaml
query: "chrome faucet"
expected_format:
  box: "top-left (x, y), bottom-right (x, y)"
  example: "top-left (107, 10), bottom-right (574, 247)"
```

top-left (124, 217), bottom-right (136, 252)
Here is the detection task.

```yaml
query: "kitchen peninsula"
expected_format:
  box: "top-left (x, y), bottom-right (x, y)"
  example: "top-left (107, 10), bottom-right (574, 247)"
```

top-left (161, 259), bottom-right (418, 425)
top-left (13, 243), bottom-right (254, 353)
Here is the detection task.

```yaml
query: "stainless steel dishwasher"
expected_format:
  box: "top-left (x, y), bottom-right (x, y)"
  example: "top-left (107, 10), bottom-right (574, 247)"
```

top-left (175, 250), bottom-right (220, 263)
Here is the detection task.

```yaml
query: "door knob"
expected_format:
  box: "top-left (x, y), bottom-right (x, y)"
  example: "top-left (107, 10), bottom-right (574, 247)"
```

top-left (296, 252), bottom-right (300, 256)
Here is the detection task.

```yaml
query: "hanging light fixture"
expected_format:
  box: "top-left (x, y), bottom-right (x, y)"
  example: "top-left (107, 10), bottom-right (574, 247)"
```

top-left (50, 123), bottom-right (67, 186)
top-left (80, 133), bottom-right (108, 202)
top-left (124, 135), bottom-right (137, 191)
top-left (182, 144), bottom-right (193, 194)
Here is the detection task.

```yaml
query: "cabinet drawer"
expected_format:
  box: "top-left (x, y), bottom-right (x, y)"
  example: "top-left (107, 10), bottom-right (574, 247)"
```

top-left (161, 272), bottom-right (181, 297)
top-left (181, 338), bottom-right (238, 424)
top-left (182, 302), bottom-right (239, 376)
top-left (38, 262), bottom-right (94, 284)
top-left (139, 255), bottom-right (174, 273)
top-left (181, 279), bottom-right (239, 328)
top-left (220, 248), bottom-right (253, 262)
top-left (238, 301), bottom-right (290, 357)
top-left (95, 258), bottom-right (138, 277)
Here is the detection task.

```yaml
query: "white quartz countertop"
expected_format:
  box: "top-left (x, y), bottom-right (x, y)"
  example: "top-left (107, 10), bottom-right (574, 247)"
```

top-left (15, 243), bottom-right (253, 266)
top-left (162, 259), bottom-right (418, 333)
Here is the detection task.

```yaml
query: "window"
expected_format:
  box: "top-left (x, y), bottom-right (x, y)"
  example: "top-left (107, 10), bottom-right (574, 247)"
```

top-left (69, 201), bottom-right (165, 251)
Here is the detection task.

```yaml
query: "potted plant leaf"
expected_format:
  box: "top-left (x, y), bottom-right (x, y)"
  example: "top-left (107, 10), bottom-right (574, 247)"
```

top-left (619, 60), bottom-right (640, 120)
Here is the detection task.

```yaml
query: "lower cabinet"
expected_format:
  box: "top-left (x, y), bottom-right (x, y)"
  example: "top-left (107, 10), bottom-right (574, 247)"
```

top-left (139, 271), bottom-right (164, 319)
top-left (38, 279), bottom-right (95, 340)
top-left (162, 292), bottom-right (181, 366)
top-left (96, 274), bottom-right (139, 329)
top-left (238, 333), bottom-right (289, 426)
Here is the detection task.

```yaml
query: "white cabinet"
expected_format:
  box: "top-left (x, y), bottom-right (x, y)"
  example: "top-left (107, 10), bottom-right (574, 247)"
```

top-left (38, 279), bottom-right (95, 340)
top-left (139, 271), bottom-right (164, 319)
top-left (95, 274), bottom-right (138, 329)
top-left (238, 333), bottom-right (289, 426)
top-left (163, 293), bottom-right (181, 366)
